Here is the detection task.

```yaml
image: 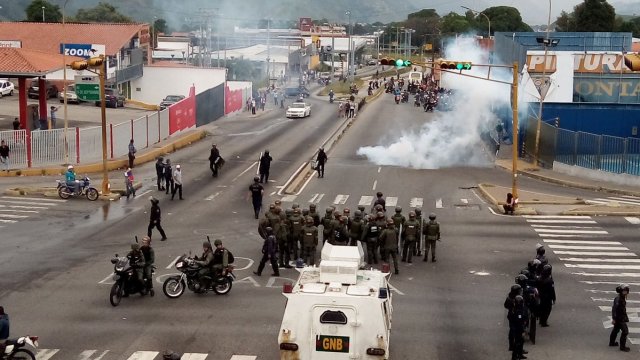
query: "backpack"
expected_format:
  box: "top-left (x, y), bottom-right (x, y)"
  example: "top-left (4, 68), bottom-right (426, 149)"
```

top-left (226, 249), bottom-right (235, 264)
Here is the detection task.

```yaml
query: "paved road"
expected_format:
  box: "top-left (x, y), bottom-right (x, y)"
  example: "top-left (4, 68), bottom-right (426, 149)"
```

top-left (1, 88), bottom-right (639, 359)
top-left (0, 94), bottom-right (156, 130)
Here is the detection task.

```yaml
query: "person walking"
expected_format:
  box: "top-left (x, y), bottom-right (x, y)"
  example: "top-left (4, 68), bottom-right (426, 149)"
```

top-left (380, 218), bottom-right (399, 274)
top-left (124, 168), bottom-right (135, 199)
top-left (253, 235), bottom-right (280, 277)
top-left (248, 176), bottom-right (264, 219)
top-left (128, 139), bottom-right (137, 169)
top-left (164, 159), bottom-right (173, 195)
top-left (0, 140), bottom-right (9, 172)
top-left (259, 150), bottom-right (272, 183)
top-left (12, 117), bottom-right (20, 130)
top-left (171, 164), bottom-right (183, 200)
top-left (251, 98), bottom-right (256, 114)
top-left (316, 148), bottom-right (327, 178)
top-left (147, 197), bottom-right (167, 241)
top-left (50, 106), bottom-right (59, 128)
top-left (423, 213), bottom-right (441, 262)
top-left (209, 144), bottom-right (220, 177)
top-left (610, 284), bottom-right (631, 351)
top-left (155, 157), bottom-right (165, 191)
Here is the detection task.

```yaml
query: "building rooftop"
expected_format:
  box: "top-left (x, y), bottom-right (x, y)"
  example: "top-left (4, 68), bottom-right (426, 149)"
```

top-left (0, 48), bottom-right (81, 77)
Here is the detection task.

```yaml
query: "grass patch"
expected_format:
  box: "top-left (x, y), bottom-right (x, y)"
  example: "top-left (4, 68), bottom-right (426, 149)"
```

top-left (318, 79), bottom-right (365, 96)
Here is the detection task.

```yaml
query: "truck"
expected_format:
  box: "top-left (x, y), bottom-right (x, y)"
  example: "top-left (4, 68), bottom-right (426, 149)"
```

top-left (278, 243), bottom-right (393, 359)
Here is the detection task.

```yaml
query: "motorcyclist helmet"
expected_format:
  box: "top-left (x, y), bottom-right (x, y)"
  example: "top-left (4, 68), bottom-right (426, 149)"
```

top-left (395, 206), bottom-right (402, 213)
top-left (429, 213), bottom-right (436, 220)
top-left (202, 241), bottom-right (212, 249)
top-left (213, 239), bottom-right (222, 246)
top-left (510, 284), bottom-right (522, 295)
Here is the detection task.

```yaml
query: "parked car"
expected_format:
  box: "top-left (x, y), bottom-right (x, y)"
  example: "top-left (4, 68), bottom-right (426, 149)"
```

top-left (367, 59), bottom-right (378, 66)
top-left (284, 87), bottom-right (310, 98)
top-left (0, 80), bottom-right (14, 97)
top-left (159, 95), bottom-right (186, 110)
top-left (286, 102), bottom-right (311, 118)
top-left (58, 85), bottom-right (81, 104)
top-left (95, 88), bottom-right (125, 108)
top-left (28, 79), bottom-right (58, 99)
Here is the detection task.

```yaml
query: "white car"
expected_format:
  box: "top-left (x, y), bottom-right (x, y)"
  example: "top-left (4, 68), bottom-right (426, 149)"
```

top-left (0, 80), bottom-right (14, 97)
top-left (58, 85), bottom-right (80, 104)
top-left (286, 102), bottom-right (311, 118)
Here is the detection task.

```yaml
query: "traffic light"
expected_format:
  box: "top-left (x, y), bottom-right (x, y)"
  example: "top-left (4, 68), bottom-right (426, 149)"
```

top-left (87, 56), bottom-right (105, 67)
top-left (439, 60), bottom-right (472, 70)
top-left (69, 60), bottom-right (88, 71)
top-left (380, 58), bottom-right (393, 66)
top-left (69, 56), bottom-right (104, 71)
top-left (395, 59), bottom-right (412, 67)
top-left (379, 58), bottom-right (412, 67)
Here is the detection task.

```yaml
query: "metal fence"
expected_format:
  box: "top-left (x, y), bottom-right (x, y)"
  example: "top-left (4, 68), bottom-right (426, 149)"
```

top-left (536, 120), bottom-right (640, 176)
top-left (2, 110), bottom-right (171, 170)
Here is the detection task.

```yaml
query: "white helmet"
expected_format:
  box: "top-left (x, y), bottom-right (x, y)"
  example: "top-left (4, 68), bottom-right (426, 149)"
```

top-left (67, 165), bottom-right (74, 170)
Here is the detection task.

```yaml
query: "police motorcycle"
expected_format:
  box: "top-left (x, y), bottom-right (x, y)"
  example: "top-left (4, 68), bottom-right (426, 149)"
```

top-left (1, 336), bottom-right (39, 360)
top-left (56, 176), bottom-right (99, 201)
top-left (328, 90), bottom-right (334, 104)
top-left (162, 237), bottom-right (235, 299)
top-left (109, 237), bottom-right (155, 307)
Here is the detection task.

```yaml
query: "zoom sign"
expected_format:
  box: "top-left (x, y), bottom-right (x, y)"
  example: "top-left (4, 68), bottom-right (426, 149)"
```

top-left (59, 43), bottom-right (105, 59)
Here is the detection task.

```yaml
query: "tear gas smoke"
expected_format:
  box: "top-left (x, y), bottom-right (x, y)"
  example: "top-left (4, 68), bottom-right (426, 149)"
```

top-left (357, 36), bottom-right (513, 169)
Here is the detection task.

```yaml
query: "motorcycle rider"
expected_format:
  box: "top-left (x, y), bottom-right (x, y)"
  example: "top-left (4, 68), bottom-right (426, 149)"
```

top-left (127, 243), bottom-right (145, 295)
top-left (211, 239), bottom-right (230, 276)
top-left (195, 241), bottom-right (215, 278)
top-left (65, 165), bottom-right (79, 195)
top-left (329, 89), bottom-right (334, 103)
top-left (140, 236), bottom-right (155, 294)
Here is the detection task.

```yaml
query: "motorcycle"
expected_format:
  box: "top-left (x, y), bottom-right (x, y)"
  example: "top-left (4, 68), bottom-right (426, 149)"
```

top-left (56, 176), bottom-right (99, 201)
top-left (1, 336), bottom-right (39, 360)
top-left (394, 94), bottom-right (400, 104)
top-left (109, 250), bottom-right (155, 307)
top-left (329, 93), bottom-right (334, 103)
top-left (163, 241), bottom-right (235, 299)
top-left (401, 92), bottom-right (409, 103)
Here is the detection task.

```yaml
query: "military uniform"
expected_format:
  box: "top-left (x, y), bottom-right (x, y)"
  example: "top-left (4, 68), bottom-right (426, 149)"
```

top-left (379, 221), bottom-right (399, 274)
top-left (362, 213), bottom-right (385, 264)
top-left (402, 216), bottom-right (419, 263)
top-left (391, 207), bottom-right (406, 256)
top-left (301, 220), bottom-right (319, 265)
top-left (289, 210), bottom-right (304, 259)
top-left (423, 216), bottom-right (441, 262)
top-left (414, 208), bottom-right (423, 256)
top-left (321, 208), bottom-right (334, 244)
top-left (140, 240), bottom-right (155, 291)
top-left (331, 218), bottom-right (349, 245)
top-left (309, 204), bottom-right (321, 227)
top-left (348, 213), bottom-right (366, 246)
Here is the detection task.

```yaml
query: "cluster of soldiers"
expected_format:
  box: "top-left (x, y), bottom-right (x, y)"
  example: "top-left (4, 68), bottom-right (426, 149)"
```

top-left (503, 244), bottom-right (556, 360)
top-left (255, 196), bottom-right (441, 276)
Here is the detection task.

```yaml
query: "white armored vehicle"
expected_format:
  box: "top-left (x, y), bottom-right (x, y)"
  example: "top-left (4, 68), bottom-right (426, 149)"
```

top-left (278, 243), bottom-right (393, 359)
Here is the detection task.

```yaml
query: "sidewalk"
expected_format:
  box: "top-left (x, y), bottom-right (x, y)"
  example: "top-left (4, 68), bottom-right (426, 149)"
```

top-left (479, 143), bottom-right (640, 216)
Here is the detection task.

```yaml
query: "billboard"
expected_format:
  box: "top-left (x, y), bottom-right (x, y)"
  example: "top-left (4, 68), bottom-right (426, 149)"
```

top-left (0, 40), bottom-right (21, 48)
top-left (59, 43), bottom-right (106, 58)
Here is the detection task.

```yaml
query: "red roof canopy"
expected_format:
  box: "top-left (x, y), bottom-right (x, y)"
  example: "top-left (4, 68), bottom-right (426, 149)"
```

top-left (0, 48), bottom-right (81, 77)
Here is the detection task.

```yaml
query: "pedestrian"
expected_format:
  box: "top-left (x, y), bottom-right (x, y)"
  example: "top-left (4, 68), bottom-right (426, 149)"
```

top-left (251, 98), bottom-right (256, 114)
top-left (246, 98), bottom-right (251, 112)
top-left (422, 213), bottom-right (441, 262)
top-left (155, 157), bottom-right (165, 191)
top-left (171, 164), bottom-right (183, 200)
top-left (128, 139), bottom-right (136, 169)
top-left (316, 147), bottom-right (327, 178)
top-left (50, 106), bottom-right (59, 128)
top-left (260, 95), bottom-right (266, 111)
top-left (380, 218), bottom-right (399, 274)
top-left (12, 117), bottom-right (20, 130)
top-left (147, 197), bottom-right (167, 241)
top-left (253, 235), bottom-right (280, 277)
top-left (349, 100), bottom-right (355, 118)
top-left (248, 176), bottom-right (264, 219)
top-left (280, 97), bottom-right (284, 109)
top-left (536, 264), bottom-right (555, 327)
top-left (209, 144), bottom-right (220, 177)
top-left (164, 159), bottom-right (173, 195)
top-left (344, 101), bottom-right (350, 118)
top-left (610, 284), bottom-right (631, 351)
top-left (0, 140), bottom-right (9, 172)
top-left (274, 92), bottom-right (279, 106)
top-left (0, 305), bottom-right (9, 354)
top-left (259, 150), bottom-right (272, 183)
top-left (372, 192), bottom-right (386, 212)
top-left (503, 192), bottom-right (517, 215)
top-left (124, 167), bottom-right (135, 199)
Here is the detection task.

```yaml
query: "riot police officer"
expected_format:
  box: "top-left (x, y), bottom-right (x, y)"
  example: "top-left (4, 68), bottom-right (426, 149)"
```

top-left (414, 208), bottom-right (423, 256)
top-left (423, 213), bottom-right (441, 262)
top-left (401, 211), bottom-right (419, 263)
top-left (362, 211), bottom-right (384, 264)
top-left (309, 203), bottom-right (321, 227)
top-left (321, 207), bottom-right (334, 244)
top-left (289, 208), bottom-right (304, 260)
top-left (348, 210), bottom-right (366, 246)
top-left (380, 218), bottom-right (399, 274)
top-left (301, 217), bottom-right (319, 265)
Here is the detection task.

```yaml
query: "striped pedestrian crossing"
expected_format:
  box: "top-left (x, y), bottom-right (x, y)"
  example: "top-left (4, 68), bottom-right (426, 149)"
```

top-left (587, 195), bottom-right (640, 207)
top-left (524, 215), bottom-right (640, 345)
top-left (0, 196), bottom-right (66, 227)
top-left (36, 349), bottom-right (257, 360)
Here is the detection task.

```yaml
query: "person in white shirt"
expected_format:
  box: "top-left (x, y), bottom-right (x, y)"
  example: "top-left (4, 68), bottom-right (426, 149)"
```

top-left (171, 164), bottom-right (183, 200)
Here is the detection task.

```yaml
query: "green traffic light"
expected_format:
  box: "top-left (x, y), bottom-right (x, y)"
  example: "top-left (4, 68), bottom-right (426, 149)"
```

top-left (456, 63), bottom-right (463, 70)
top-left (395, 59), bottom-right (404, 67)
top-left (404, 60), bottom-right (412, 67)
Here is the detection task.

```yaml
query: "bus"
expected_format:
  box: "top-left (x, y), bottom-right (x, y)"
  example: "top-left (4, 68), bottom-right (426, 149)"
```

top-left (408, 71), bottom-right (423, 83)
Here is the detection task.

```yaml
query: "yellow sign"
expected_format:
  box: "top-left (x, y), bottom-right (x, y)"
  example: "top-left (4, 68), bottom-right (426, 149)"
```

top-left (527, 53), bottom-right (640, 74)
top-left (423, 43), bottom-right (433, 50)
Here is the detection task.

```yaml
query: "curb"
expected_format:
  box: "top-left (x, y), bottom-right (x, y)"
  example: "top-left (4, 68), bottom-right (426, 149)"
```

top-left (126, 99), bottom-right (160, 111)
top-left (0, 130), bottom-right (207, 178)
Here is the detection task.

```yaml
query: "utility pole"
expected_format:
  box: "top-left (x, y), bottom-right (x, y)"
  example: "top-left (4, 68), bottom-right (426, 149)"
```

top-left (346, 10), bottom-right (351, 80)
top-left (266, 18), bottom-right (271, 82)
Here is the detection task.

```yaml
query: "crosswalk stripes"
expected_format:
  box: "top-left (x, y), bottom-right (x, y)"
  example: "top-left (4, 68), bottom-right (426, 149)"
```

top-left (626, 217), bottom-right (640, 225)
top-left (36, 349), bottom-right (257, 359)
top-left (523, 215), bottom-right (640, 345)
top-left (0, 196), bottom-right (66, 227)
top-left (587, 195), bottom-right (640, 207)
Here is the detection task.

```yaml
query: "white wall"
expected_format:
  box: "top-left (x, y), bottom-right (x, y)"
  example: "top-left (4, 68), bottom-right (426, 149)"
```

top-left (130, 66), bottom-right (227, 104)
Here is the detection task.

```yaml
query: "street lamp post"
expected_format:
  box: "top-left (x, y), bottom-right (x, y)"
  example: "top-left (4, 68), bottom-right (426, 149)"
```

top-left (461, 6), bottom-right (491, 38)
top-left (345, 10), bottom-right (352, 80)
top-left (62, 0), bottom-right (70, 164)
top-left (41, 6), bottom-right (45, 22)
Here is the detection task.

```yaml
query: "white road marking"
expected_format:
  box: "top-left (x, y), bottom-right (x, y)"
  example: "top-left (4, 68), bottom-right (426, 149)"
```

top-left (565, 263), bottom-right (640, 270)
top-left (78, 350), bottom-right (110, 360)
top-left (586, 289), bottom-right (618, 294)
top-left (409, 197), bottom-right (423, 208)
top-left (533, 228), bottom-right (608, 234)
top-left (543, 239), bottom-right (621, 245)
top-left (333, 194), bottom-right (349, 205)
top-left (0, 219), bottom-right (17, 223)
top-left (600, 306), bottom-right (640, 312)
top-left (280, 195), bottom-right (297, 202)
top-left (0, 213), bottom-right (28, 219)
top-left (538, 233), bottom-right (602, 238)
top-left (625, 217), bottom-right (640, 225)
top-left (0, 204), bottom-right (48, 209)
top-left (581, 280), bottom-right (640, 285)
top-left (573, 272), bottom-right (640, 277)
top-left (204, 192), bottom-right (221, 201)
top-left (591, 197), bottom-right (640, 206)
top-left (435, 198), bottom-right (443, 208)
top-left (359, 196), bottom-right (373, 206)
top-left (309, 193), bottom-right (320, 203)
top-left (181, 354), bottom-right (209, 360)
top-left (36, 349), bottom-right (60, 360)
top-left (461, 198), bottom-right (468, 204)
top-left (592, 298), bottom-right (640, 303)
top-left (372, 180), bottom-right (377, 190)
top-left (230, 356), bottom-right (258, 360)
top-left (1, 196), bottom-right (66, 202)
top-left (167, 256), bottom-right (181, 269)
top-left (377, 167), bottom-right (381, 173)
top-left (549, 245), bottom-right (628, 250)
top-left (532, 225), bottom-right (603, 229)
top-left (126, 351), bottom-right (160, 360)
top-left (386, 197), bottom-right (398, 207)
top-left (232, 161), bottom-right (258, 182)
top-left (270, 191), bottom-right (276, 196)
top-left (0, 200), bottom-right (58, 206)
top-left (523, 215), bottom-right (593, 219)
top-left (134, 190), bottom-right (152, 199)
top-left (561, 258), bottom-right (640, 263)
top-left (0, 209), bottom-right (38, 213)
top-left (555, 251), bottom-right (637, 256)
top-left (98, 273), bottom-right (114, 284)
top-left (526, 219), bottom-right (598, 224)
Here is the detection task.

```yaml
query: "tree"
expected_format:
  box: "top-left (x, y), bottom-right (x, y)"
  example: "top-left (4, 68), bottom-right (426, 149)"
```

top-left (73, 2), bottom-right (133, 23)
top-left (480, 6), bottom-right (532, 34)
top-left (555, 11), bottom-right (578, 31)
top-left (574, 0), bottom-right (615, 31)
top-left (441, 12), bottom-right (472, 35)
top-left (25, 0), bottom-right (62, 22)
top-left (153, 18), bottom-right (169, 35)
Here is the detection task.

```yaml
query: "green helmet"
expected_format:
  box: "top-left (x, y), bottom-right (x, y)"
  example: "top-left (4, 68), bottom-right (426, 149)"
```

top-left (202, 241), bottom-right (212, 249)
top-left (131, 243), bottom-right (140, 251)
top-left (214, 239), bottom-right (222, 246)
top-left (395, 206), bottom-right (402, 213)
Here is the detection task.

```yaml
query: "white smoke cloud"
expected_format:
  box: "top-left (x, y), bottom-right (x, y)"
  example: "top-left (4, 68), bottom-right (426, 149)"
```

top-left (356, 36), bottom-right (513, 169)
